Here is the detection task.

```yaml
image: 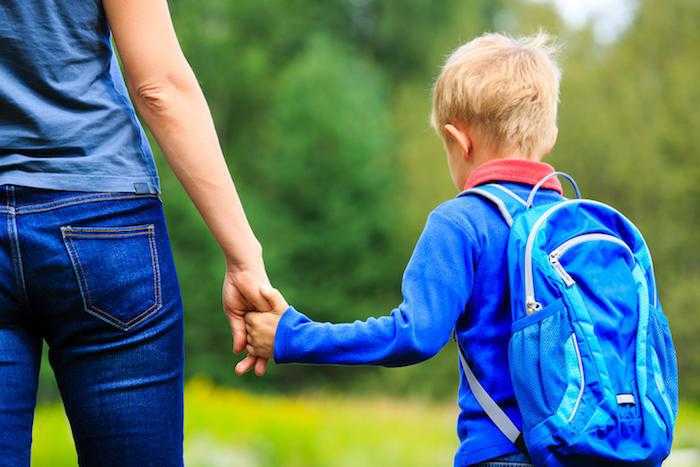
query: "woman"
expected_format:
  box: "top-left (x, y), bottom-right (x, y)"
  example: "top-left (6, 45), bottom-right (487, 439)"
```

top-left (0, 1), bottom-right (266, 465)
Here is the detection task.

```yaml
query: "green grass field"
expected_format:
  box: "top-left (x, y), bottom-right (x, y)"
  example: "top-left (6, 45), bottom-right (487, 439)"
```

top-left (31, 379), bottom-right (699, 467)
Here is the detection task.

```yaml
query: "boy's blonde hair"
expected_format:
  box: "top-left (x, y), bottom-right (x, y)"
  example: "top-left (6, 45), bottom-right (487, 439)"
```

top-left (431, 32), bottom-right (561, 157)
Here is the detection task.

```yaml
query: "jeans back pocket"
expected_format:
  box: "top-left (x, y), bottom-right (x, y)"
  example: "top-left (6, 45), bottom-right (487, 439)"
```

top-left (62, 224), bottom-right (162, 331)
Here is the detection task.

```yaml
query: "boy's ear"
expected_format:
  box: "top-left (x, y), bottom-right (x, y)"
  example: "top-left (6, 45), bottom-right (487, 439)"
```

top-left (443, 123), bottom-right (472, 160)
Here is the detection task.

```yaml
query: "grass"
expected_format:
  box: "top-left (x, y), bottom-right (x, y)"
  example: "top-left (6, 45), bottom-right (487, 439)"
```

top-left (32, 379), bottom-right (456, 467)
top-left (31, 379), bottom-right (699, 467)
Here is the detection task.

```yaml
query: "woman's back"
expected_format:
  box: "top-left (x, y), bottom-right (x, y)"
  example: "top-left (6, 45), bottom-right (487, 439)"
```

top-left (0, 0), bottom-right (158, 194)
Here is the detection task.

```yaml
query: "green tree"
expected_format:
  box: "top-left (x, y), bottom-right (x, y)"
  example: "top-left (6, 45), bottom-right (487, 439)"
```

top-left (247, 35), bottom-right (402, 386)
top-left (550, 0), bottom-right (700, 399)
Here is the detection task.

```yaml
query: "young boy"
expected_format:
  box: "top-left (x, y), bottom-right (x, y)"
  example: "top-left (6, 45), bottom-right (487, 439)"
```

top-left (244, 32), bottom-right (563, 467)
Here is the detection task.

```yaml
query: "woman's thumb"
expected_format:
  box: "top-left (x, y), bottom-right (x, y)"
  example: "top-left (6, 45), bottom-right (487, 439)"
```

top-left (260, 286), bottom-right (287, 314)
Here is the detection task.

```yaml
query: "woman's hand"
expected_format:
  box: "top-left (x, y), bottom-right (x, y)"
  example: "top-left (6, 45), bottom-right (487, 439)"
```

top-left (223, 260), bottom-right (273, 377)
top-left (244, 287), bottom-right (289, 359)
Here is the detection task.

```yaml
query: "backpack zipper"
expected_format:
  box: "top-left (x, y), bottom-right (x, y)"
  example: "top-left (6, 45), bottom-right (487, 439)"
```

top-left (549, 255), bottom-right (575, 287)
top-left (524, 200), bottom-right (580, 313)
top-left (523, 200), bottom-right (635, 314)
top-left (548, 233), bottom-right (634, 287)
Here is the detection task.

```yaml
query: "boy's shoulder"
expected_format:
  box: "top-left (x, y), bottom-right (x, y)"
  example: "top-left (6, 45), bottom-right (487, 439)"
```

top-left (428, 192), bottom-right (511, 245)
top-left (429, 182), bottom-right (562, 247)
top-left (432, 191), bottom-right (510, 229)
top-left (433, 193), bottom-right (487, 217)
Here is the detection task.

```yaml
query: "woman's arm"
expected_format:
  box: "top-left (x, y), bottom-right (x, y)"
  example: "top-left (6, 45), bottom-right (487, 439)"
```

top-left (104, 0), bottom-right (267, 375)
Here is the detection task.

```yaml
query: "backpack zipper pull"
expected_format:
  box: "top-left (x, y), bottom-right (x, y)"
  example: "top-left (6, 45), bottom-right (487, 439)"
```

top-left (549, 253), bottom-right (575, 287)
top-left (525, 297), bottom-right (543, 314)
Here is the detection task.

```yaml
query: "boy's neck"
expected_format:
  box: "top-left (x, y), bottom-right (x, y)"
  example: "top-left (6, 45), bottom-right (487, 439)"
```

top-left (464, 157), bottom-right (562, 193)
top-left (472, 147), bottom-right (544, 167)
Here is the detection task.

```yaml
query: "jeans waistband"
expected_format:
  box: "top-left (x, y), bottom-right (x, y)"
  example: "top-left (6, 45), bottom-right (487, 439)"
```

top-left (0, 185), bottom-right (159, 214)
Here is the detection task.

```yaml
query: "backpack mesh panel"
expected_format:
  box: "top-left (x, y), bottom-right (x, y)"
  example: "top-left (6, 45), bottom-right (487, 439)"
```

top-left (650, 311), bottom-right (679, 415)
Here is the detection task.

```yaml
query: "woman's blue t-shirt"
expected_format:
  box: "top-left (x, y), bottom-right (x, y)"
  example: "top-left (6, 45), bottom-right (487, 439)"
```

top-left (0, 1), bottom-right (159, 193)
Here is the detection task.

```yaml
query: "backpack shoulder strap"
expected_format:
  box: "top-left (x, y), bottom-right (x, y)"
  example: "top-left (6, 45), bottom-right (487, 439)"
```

top-left (456, 340), bottom-right (526, 451)
top-left (455, 183), bottom-right (527, 451)
top-left (458, 183), bottom-right (528, 228)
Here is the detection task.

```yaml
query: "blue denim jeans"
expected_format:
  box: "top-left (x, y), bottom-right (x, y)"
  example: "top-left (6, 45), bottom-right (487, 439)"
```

top-left (0, 186), bottom-right (184, 466)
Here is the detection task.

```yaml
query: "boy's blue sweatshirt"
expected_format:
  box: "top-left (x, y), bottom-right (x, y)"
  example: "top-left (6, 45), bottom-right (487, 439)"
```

top-left (273, 159), bottom-right (564, 466)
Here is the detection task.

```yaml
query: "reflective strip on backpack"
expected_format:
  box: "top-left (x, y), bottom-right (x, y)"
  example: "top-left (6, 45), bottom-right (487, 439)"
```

top-left (456, 342), bottom-right (521, 443)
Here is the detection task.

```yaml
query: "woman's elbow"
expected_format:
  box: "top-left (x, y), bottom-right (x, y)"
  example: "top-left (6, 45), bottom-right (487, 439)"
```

top-left (132, 71), bottom-right (199, 116)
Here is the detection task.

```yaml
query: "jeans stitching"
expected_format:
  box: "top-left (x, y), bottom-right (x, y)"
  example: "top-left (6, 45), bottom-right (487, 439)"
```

top-left (15, 193), bottom-right (158, 215)
top-left (62, 232), bottom-right (102, 323)
top-left (6, 187), bottom-right (30, 309)
top-left (61, 224), bottom-right (162, 331)
top-left (63, 232), bottom-right (152, 239)
top-left (89, 226), bottom-right (163, 329)
top-left (149, 226), bottom-right (163, 315)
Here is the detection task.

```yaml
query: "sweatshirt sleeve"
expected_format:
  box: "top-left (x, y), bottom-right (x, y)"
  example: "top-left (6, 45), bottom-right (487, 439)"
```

top-left (273, 208), bottom-right (477, 367)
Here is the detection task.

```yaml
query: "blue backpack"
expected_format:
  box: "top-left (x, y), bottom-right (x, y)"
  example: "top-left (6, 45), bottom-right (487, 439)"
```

top-left (457, 173), bottom-right (678, 466)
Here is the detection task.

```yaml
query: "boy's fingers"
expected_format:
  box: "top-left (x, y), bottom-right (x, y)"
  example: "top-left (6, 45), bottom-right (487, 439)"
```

top-left (246, 344), bottom-right (256, 356)
top-left (254, 358), bottom-right (269, 376)
top-left (245, 311), bottom-right (271, 328)
top-left (235, 355), bottom-right (256, 375)
top-left (244, 314), bottom-right (262, 335)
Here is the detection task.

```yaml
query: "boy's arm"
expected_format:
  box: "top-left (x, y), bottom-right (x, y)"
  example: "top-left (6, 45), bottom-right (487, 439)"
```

top-left (263, 209), bottom-right (477, 367)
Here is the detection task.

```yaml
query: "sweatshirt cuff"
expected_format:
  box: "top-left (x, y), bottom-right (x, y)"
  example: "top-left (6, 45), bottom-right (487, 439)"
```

top-left (273, 306), bottom-right (308, 363)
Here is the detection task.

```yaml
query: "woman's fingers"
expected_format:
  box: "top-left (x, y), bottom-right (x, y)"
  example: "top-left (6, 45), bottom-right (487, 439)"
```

top-left (222, 274), bottom-right (255, 353)
top-left (229, 314), bottom-right (247, 353)
top-left (235, 270), bottom-right (273, 313)
top-left (234, 349), bottom-right (269, 377)
top-left (254, 358), bottom-right (269, 376)
top-left (236, 300), bottom-right (276, 377)
top-left (234, 354), bottom-right (257, 375)
top-left (260, 286), bottom-right (288, 314)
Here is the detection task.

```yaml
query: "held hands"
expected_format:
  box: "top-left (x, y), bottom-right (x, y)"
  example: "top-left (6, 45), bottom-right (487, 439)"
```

top-left (244, 286), bottom-right (288, 359)
top-left (222, 261), bottom-right (272, 376)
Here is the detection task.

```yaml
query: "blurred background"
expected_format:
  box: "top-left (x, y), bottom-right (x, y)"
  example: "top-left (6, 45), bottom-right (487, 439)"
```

top-left (33, 0), bottom-right (699, 465)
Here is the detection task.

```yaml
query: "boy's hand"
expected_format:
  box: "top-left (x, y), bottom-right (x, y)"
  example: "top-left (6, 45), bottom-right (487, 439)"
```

top-left (243, 287), bottom-right (289, 360)
top-left (224, 266), bottom-right (271, 377)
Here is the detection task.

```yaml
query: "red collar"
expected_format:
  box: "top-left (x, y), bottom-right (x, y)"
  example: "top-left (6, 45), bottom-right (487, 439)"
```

top-left (464, 159), bottom-right (563, 193)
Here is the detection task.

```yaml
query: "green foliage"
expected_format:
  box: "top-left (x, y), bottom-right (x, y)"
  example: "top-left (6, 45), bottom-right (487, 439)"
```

top-left (37, 0), bottom-right (700, 401)
top-left (147, 0), bottom-right (503, 393)
top-left (33, 380), bottom-right (456, 466)
top-left (157, 0), bottom-right (410, 388)
top-left (546, 0), bottom-right (700, 399)
top-left (247, 35), bottom-right (405, 386)
top-left (30, 381), bottom-right (700, 466)
top-left (253, 34), bottom-right (396, 312)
